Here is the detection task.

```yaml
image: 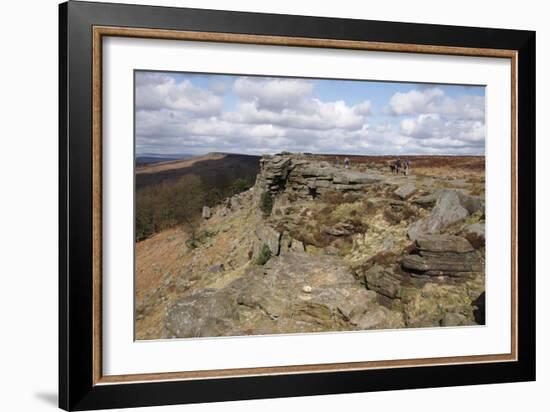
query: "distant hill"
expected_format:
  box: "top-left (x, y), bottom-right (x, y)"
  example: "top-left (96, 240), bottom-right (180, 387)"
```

top-left (136, 153), bottom-right (195, 166)
top-left (136, 152), bottom-right (261, 189)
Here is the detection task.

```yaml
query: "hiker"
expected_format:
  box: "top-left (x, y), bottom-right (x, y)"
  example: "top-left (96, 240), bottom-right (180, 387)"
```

top-left (404, 159), bottom-right (411, 176)
top-left (335, 157), bottom-right (340, 167)
top-left (395, 158), bottom-right (401, 175)
top-left (344, 157), bottom-right (350, 169)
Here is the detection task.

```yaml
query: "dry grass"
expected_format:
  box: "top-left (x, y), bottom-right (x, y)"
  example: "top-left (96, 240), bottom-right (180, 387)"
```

top-left (331, 202), bottom-right (366, 221)
top-left (135, 227), bottom-right (189, 302)
top-left (468, 184), bottom-right (485, 196)
top-left (383, 203), bottom-right (420, 225)
top-left (320, 191), bottom-right (361, 205)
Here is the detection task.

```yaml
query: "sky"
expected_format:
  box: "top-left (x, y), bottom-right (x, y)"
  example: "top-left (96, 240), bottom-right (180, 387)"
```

top-left (135, 71), bottom-right (485, 156)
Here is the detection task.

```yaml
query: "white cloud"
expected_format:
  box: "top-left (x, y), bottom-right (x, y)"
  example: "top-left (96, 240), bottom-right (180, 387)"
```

top-left (136, 74), bottom-right (485, 156)
top-left (400, 113), bottom-right (443, 138)
top-left (389, 87), bottom-right (485, 154)
top-left (389, 87), bottom-right (485, 120)
top-left (390, 88), bottom-right (444, 116)
top-left (353, 101), bottom-right (372, 116)
top-left (233, 77), bottom-right (314, 111)
top-left (399, 113), bottom-right (485, 149)
top-left (135, 73), bottom-right (223, 116)
top-left (224, 99), bottom-right (370, 131)
top-left (223, 77), bottom-right (373, 131)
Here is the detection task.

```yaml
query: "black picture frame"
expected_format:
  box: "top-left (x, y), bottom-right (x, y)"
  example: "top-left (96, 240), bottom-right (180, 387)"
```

top-left (59, 1), bottom-right (536, 410)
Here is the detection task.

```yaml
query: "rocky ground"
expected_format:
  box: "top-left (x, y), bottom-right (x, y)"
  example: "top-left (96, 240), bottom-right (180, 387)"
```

top-left (135, 153), bottom-right (486, 340)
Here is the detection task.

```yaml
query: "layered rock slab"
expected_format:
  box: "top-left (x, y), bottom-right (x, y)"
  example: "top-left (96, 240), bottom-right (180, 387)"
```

top-left (358, 234), bottom-right (485, 328)
top-left (401, 235), bottom-right (483, 278)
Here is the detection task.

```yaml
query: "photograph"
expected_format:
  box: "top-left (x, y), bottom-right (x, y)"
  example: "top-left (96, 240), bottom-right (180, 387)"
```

top-left (53, 1), bottom-right (537, 410)
top-left (134, 71), bottom-right (487, 340)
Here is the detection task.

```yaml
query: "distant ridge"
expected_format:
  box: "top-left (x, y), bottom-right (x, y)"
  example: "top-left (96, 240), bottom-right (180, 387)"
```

top-left (137, 153), bottom-right (227, 174)
top-left (135, 152), bottom-right (261, 189)
top-left (136, 153), bottom-right (195, 166)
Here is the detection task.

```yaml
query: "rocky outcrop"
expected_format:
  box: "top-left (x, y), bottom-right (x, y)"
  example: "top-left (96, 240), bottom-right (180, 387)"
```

top-left (164, 253), bottom-right (404, 338)
top-left (463, 223), bottom-right (485, 238)
top-left (394, 183), bottom-right (417, 200)
top-left (356, 234), bottom-right (485, 328)
top-left (411, 193), bottom-right (438, 208)
top-left (256, 153), bottom-right (383, 199)
top-left (137, 152), bottom-right (487, 339)
top-left (253, 224), bottom-right (282, 257)
top-left (407, 190), bottom-right (469, 240)
top-left (401, 235), bottom-right (483, 278)
top-left (457, 192), bottom-right (485, 214)
top-left (279, 233), bottom-right (306, 255)
top-left (252, 222), bottom-right (308, 260)
top-left (462, 223), bottom-right (485, 249)
top-left (400, 281), bottom-right (483, 328)
top-left (364, 264), bottom-right (403, 300)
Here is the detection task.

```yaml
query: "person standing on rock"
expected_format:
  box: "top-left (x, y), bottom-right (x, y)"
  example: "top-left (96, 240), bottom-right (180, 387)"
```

top-left (344, 157), bottom-right (350, 169)
top-left (404, 159), bottom-right (411, 176)
top-left (395, 158), bottom-right (401, 174)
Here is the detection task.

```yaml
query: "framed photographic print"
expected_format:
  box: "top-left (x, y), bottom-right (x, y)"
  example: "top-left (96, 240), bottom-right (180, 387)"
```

top-left (59, 1), bottom-right (536, 410)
